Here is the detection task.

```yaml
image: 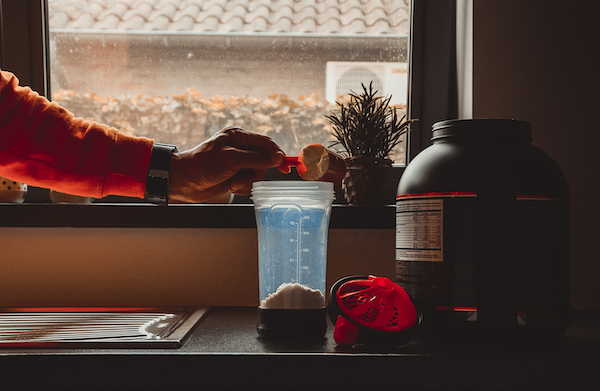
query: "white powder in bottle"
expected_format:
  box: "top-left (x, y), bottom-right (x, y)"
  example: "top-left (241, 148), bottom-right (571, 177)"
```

top-left (260, 283), bottom-right (325, 309)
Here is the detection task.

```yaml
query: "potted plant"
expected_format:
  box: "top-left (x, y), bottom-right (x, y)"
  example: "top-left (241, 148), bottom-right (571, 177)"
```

top-left (326, 82), bottom-right (413, 205)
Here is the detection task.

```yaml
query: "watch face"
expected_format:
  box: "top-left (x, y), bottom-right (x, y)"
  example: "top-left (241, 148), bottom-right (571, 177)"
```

top-left (147, 144), bottom-right (176, 204)
top-left (147, 176), bottom-right (169, 203)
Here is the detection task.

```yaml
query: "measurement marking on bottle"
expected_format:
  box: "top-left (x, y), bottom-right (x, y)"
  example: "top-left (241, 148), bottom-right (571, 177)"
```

top-left (295, 220), bottom-right (301, 281)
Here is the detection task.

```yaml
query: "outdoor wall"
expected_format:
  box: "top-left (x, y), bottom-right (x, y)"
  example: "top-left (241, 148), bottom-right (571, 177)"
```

top-left (473, 1), bottom-right (599, 310)
top-left (50, 33), bottom-right (407, 100)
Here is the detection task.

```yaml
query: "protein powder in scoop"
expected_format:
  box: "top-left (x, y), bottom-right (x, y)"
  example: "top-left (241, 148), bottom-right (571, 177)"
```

top-left (281, 144), bottom-right (346, 183)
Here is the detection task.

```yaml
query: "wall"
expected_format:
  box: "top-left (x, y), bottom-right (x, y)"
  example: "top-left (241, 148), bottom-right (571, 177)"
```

top-left (7, 1), bottom-right (597, 310)
top-left (473, 1), bottom-right (600, 309)
top-left (0, 227), bottom-right (394, 307)
top-left (50, 34), bottom-right (407, 100)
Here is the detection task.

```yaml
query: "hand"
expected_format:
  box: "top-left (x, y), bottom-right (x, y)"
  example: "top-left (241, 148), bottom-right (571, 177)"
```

top-left (167, 126), bottom-right (286, 203)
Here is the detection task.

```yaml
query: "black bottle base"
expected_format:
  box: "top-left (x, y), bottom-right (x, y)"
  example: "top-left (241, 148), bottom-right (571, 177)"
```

top-left (257, 307), bottom-right (327, 339)
top-left (415, 308), bottom-right (570, 347)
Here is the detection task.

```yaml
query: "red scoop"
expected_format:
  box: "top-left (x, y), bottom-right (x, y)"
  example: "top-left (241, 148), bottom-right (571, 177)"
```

top-left (280, 156), bottom-right (308, 177)
top-left (280, 144), bottom-right (346, 183)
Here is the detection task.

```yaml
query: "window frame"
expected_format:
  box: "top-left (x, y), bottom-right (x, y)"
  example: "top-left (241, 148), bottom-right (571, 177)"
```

top-left (0, 0), bottom-right (50, 98)
top-left (0, 0), bottom-right (462, 229)
top-left (407, 0), bottom-right (462, 161)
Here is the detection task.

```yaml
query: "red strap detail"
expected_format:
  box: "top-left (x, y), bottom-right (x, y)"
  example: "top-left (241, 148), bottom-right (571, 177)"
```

top-left (336, 276), bottom-right (417, 332)
top-left (333, 315), bottom-right (359, 345)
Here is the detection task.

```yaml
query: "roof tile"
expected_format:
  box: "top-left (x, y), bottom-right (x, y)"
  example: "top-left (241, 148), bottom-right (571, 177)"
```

top-left (246, 0), bottom-right (271, 12)
top-left (70, 13), bottom-right (95, 29)
top-left (339, 7), bottom-right (365, 27)
top-left (194, 15), bottom-right (219, 31)
top-left (169, 14), bottom-right (196, 30)
top-left (201, 3), bottom-right (224, 20)
top-left (346, 18), bottom-right (366, 34)
top-left (219, 14), bottom-right (244, 32)
top-left (317, 8), bottom-right (341, 26)
top-left (294, 17), bottom-right (317, 33)
top-left (272, 17), bottom-right (293, 33)
top-left (86, 1), bottom-right (106, 19)
top-left (369, 19), bottom-right (393, 35)
top-left (364, 8), bottom-right (389, 27)
top-left (245, 16), bottom-right (268, 32)
top-left (148, 14), bottom-right (171, 30)
top-left (224, 0), bottom-right (250, 12)
top-left (155, 0), bottom-right (183, 8)
top-left (293, 5), bottom-right (318, 21)
top-left (121, 14), bottom-right (146, 30)
top-left (319, 18), bottom-right (342, 34)
top-left (95, 14), bottom-right (121, 30)
top-left (122, 2), bottom-right (153, 21)
top-left (246, 4), bottom-right (270, 21)
top-left (51, 11), bottom-right (70, 28)
top-left (151, 3), bottom-right (178, 21)
top-left (49, 0), bottom-right (409, 35)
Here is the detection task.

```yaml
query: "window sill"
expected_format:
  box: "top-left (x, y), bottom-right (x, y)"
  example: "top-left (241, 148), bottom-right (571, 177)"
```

top-left (6, 166), bottom-right (403, 229)
top-left (0, 203), bottom-right (395, 229)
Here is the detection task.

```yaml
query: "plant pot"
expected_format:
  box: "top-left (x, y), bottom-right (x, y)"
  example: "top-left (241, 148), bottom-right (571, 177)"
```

top-left (342, 157), bottom-right (393, 205)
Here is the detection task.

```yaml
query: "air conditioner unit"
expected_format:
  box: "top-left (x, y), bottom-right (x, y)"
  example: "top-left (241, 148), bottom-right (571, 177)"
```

top-left (326, 61), bottom-right (408, 105)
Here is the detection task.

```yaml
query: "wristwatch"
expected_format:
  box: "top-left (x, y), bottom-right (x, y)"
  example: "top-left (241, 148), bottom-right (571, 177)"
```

top-left (146, 143), bottom-right (177, 204)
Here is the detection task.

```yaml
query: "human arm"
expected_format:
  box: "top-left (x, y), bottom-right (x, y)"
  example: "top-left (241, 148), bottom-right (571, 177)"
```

top-left (0, 70), bottom-right (286, 202)
top-left (0, 70), bottom-right (152, 198)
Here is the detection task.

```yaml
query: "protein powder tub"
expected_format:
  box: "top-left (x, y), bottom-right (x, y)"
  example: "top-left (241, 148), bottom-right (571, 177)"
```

top-left (396, 119), bottom-right (570, 344)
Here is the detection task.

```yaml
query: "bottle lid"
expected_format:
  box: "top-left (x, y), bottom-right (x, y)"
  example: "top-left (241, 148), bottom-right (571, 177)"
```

top-left (431, 119), bottom-right (533, 142)
top-left (251, 180), bottom-right (335, 200)
top-left (328, 275), bottom-right (421, 346)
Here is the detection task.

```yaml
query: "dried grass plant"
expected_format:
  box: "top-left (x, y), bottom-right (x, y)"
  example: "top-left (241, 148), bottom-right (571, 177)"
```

top-left (326, 82), bottom-right (412, 160)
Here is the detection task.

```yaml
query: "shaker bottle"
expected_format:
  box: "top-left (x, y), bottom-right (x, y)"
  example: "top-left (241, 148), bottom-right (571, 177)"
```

top-left (252, 181), bottom-right (335, 339)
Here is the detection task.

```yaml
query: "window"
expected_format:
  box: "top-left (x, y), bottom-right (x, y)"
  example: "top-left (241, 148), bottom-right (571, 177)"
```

top-left (47, 0), bottom-right (410, 164)
top-left (0, 0), bottom-right (464, 226)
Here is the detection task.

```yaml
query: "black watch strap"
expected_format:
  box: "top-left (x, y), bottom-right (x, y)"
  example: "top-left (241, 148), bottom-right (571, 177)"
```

top-left (146, 143), bottom-right (177, 204)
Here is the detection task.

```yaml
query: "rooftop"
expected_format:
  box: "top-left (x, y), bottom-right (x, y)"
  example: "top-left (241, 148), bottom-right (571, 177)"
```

top-left (48, 0), bottom-right (410, 35)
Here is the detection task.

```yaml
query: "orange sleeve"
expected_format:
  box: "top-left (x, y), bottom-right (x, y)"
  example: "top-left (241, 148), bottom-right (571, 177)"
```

top-left (0, 70), bottom-right (153, 199)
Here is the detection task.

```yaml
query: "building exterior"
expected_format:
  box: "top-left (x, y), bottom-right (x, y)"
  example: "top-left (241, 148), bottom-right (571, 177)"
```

top-left (48, 0), bottom-right (410, 157)
top-left (49, 0), bottom-right (409, 100)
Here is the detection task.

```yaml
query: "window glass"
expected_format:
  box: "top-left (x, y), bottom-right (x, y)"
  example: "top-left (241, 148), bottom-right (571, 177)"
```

top-left (48, 0), bottom-right (409, 163)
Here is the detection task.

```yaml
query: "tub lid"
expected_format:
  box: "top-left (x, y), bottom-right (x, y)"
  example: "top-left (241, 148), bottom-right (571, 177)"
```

top-left (431, 119), bottom-right (533, 142)
top-left (251, 180), bottom-right (335, 199)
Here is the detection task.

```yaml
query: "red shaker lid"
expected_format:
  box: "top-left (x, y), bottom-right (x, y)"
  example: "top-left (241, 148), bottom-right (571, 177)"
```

top-left (329, 275), bottom-right (420, 346)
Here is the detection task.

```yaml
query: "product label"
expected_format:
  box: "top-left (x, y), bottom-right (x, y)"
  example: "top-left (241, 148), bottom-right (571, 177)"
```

top-left (396, 198), bottom-right (444, 262)
top-left (395, 192), bottom-right (570, 317)
top-left (396, 192), bottom-right (478, 301)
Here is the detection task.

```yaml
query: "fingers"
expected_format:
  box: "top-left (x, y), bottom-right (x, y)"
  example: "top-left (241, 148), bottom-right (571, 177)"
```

top-left (276, 156), bottom-right (296, 174)
top-left (218, 126), bottom-right (285, 164)
top-left (224, 146), bottom-right (285, 171)
top-left (201, 180), bottom-right (234, 199)
top-left (277, 165), bottom-right (292, 174)
top-left (229, 168), bottom-right (267, 195)
top-left (219, 127), bottom-right (287, 193)
top-left (168, 126), bottom-right (289, 203)
top-left (271, 150), bottom-right (286, 166)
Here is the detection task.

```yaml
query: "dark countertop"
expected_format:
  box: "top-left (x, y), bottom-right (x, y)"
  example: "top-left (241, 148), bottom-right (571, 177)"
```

top-left (1, 307), bottom-right (598, 390)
